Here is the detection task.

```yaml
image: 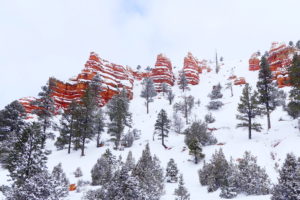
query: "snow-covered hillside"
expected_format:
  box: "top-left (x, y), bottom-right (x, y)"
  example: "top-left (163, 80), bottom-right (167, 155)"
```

top-left (0, 59), bottom-right (299, 200)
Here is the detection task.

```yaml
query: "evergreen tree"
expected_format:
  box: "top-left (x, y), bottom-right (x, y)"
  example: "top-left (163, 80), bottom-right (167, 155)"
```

top-left (236, 84), bottom-right (262, 139)
top-left (174, 174), bottom-right (190, 200)
top-left (208, 83), bottom-right (223, 100)
top-left (74, 167), bottom-right (83, 178)
top-left (184, 120), bottom-right (217, 146)
top-left (174, 95), bottom-right (194, 124)
top-left (5, 171), bottom-right (61, 200)
top-left (133, 144), bottom-right (165, 200)
top-left (166, 158), bottom-right (179, 183)
top-left (219, 158), bottom-right (239, 199)
top-left (102, 166), bottom-right (147, 200)
top-left (271, 153), bottom-right (300, 200)
top-left (167, 89), bottom-right (175, 105)
top-left (94, 108), bottom-right (105, 147)
top-left (287, 54), bottom-right (300, 119)
top-left (0, 100), bottom-right (26, 168)
top-left (7, 122), bottom-right (48, 186)
top-left (198, 149), bottom-right (229, 192)
top-left (257, 56), bottom-right (282, 129)
top-left (51, 163), bottom-right (69, 198)
top-left (107, 89), bottom-right (132, 149)
top-left (154, 109), bottom-right (171, 148)
top-left (141, 77), bottom-right (157, 114)
top-left (31, 78), bottom-right (56, 145)
top-left (204, 112), bottom-right (215, 124)
top-left (237, 151), bottom-right (270, 195)
top-left (187, 138), bottom-right (205, 164)
top-left (124, 150), bottom-right (135, 171)
top-left (91, 149), bottom-right (116, 185)
top-left (178, 71), bottom-right (189, 92)
top-left (55, 101), bottom-right (80, 153)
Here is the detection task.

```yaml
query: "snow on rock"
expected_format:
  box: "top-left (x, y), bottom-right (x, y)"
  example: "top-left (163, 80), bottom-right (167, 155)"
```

top-left (150, 54), bottom-right (175, 92)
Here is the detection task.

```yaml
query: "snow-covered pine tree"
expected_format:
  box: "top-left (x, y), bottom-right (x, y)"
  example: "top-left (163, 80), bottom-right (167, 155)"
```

top-left (7, 122), bottom-right (48, 187)
top-left (287, 54), bottom-right (300, 119)
top-left (173, 112), bottom-right (184, 134)
top-left (132, 144), bottom-right (165, 200)
top-left (107, 88), bottom-right (132, 149)
top-left (236, 83), bottom-right (262, 139)
top-left (91, 149), bottom-right (116, 185)
top-left (98, 166), bottom-right (147, 200)
top-left (174, 174), bottom-right (190, 200)
top-left (184, 120), bottom-right (217, 146)
top-left (167, 89), bottom-right (175, 105)
top-left (237, 151), bottom-right (270, 195)
top-left (166, 158), bottom-right (179, 183)
top-left (141, 77), bottom-right (157, 114)
top-left (204, 112), bottom-right (215, 124)
top-left (187, 138), bottom-right (205, 164)
top-left (0, 100), bottom-right (26, 168)
top-left (6, 171), bottom-right (62, 200)
top-left (271, 153), bottom-right (300, 200)
top-left (257, 56), bottom-right (283, 129)
top-left (208, 83), bottom-right (223, 100)
top-left (31, 78), bottom-right (56, 146)
top-left (161, 82), bottom-right (169, 96)
top-left (94, 108), bottom-right (105, 147)
top-left (55, 101), bottom-right (81, 153)
top-left (178, 71), bottom-right (189, 92)
top-left (124, 150), bottom-right (135, 171)
top-left (154, 109), bottom-right (171, 148)
top-left (74, 167), bottom-right (83, 178)
top-left (51, 163), bottom-right (69, 198)
top-left (198, 148), bottom-right (229, 192)
top-left (219, 158), bottom-right (239, 199)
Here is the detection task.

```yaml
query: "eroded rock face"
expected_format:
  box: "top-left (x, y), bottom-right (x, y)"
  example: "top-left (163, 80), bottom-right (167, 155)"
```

top-left (150, 54), bottom-right (175, 91)
top-left (183, 52), bottom-right (201, 85)
top-left (25, 52), bottom-right (135, 111)
top-left (249, 42), bottom-right (299, 87)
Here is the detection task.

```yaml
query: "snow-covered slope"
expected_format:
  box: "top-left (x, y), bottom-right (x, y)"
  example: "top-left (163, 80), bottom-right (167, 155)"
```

top-left (0, 59), bottom-right (299, 200)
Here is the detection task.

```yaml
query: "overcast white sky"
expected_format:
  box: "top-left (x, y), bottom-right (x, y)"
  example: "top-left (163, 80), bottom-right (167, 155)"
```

top-left (0, 0), bottom-right (299, 109)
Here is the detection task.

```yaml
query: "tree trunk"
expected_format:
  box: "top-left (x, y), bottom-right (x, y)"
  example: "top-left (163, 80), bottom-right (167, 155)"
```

top-left (68, 134), bottom-right (72, 154)
top-left (146, 100), bottom-right (149, 114)
top-left (81, 137), bottom-right (85, 156)
top-left (266, 104), bottom-right (271, 129)
top-left (161, 128), bottom-right (167, 149)
top-left (194, 153), bottom-right (198, 164)
top-left (248, 116), bottom-right (252, 140)
top-left (96, 132), bottom-right (100, 148)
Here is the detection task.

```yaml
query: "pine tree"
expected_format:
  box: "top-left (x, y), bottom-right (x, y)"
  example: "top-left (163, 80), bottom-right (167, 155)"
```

top-left (166, 158), bottom-right (179, 183)
top-left (187, 138), bottom-right (205, 164)
top-left (257, 56), bottom-right (282, 129)
top-left (219, 158), bottom-right (239, 199)
top-left (102, 166), bottom-right (147, 200)
top-left (208, 83), bottom-right (223, 100)
top-left (0, 100), bottom-right (26, 168)
top-left (154, 109), bottom-right (171, 148)
top-left (7, 122), bottom-right (48, 186)
top-left (74, 167), bottom-right (83, 178)
top-left (94, 108), bottom-right (105, 147)
top-left (141, 77), bottom-right (157, 114)
top-left (107, 89), bottom-right (132, 149)
top-left (31, 78), bottom-right (56, 146)
top-left (287, 54), bottom-right (300, 119)
top-left (133, 144), bottom-right (165, 200)
top-left (179, 71), bottom-right (189, 92)
top-left (167, 89), bottom-right (175, 105)
top-left (271, 153), bottom-right (300, 200)
top-left (236, 84), bottom-right (263, 139)
top-left (184, 121), bottom-right (217, 146)
top-left (174, 174), bottom-right (190, 200)
top-left (174, 95), bottom-right (194, 124)
top-left (198, 149), bottom-right (229, 192)
top-left (124, 150), bottom-right (135, 171)
top-left (237, 151), bottom-right (270, 195)
top-left (55, 101), bottom-right (81, 153)
top-left (91, 149), bottom-right (116, 185)
top-left (51, 163), bottom-right (69, 198)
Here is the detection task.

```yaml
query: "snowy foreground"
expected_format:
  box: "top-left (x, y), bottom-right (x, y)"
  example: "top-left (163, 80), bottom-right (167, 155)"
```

top-left (1, 59), bottom-right (299, 200)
